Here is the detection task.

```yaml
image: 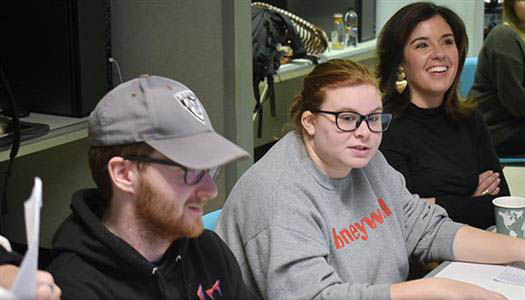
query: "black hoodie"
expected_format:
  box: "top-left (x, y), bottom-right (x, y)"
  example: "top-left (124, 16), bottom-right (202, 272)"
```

top-left (47, 189), bottom-right (253, 300)
top-left (0, 244), bottom-right (21, 265)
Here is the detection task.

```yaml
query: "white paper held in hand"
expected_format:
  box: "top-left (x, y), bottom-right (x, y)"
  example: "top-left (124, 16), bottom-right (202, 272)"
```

top-left (10, 177), bottom-right (43, 300)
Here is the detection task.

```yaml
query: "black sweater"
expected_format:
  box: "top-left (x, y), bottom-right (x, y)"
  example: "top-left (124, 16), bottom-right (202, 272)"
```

top-left (380, 104), bottom-right (509, 229)
top-left (47, 189), bottom-right (252, 300)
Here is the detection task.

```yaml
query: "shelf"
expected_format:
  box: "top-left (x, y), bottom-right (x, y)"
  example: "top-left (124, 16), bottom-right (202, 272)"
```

top-left (0, 113), bottom-right (88, 162)
top-left (253, 39), bottom-right (377, 122)
top-left (274, 39), bottom-right (377, 83)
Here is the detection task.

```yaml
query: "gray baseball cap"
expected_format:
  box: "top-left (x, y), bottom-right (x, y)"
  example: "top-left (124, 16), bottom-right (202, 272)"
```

top-left (89, 75), bottom-right (249, 169)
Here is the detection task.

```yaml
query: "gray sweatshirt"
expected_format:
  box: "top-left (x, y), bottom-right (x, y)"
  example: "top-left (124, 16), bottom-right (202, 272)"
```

top-left (216, 132), bottom-right (463, 300)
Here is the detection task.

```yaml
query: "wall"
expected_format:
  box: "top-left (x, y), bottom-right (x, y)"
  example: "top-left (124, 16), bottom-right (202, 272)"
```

top-left (1, 139), bottom-right (93, 248)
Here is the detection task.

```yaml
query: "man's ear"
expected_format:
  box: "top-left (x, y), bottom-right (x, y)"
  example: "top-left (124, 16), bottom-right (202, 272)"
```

top-left (107, 157), bottom-right (137, 195)
top-left (301, 110), bottom-right (316, 136)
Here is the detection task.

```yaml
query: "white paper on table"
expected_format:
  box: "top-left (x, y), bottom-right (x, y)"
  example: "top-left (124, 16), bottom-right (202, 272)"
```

top-left (494, 262), bottom-right (525, 287)
top-left (435, 262), bottom-right (525, 300)
top-left (10, 178), bottom-right (42, 300)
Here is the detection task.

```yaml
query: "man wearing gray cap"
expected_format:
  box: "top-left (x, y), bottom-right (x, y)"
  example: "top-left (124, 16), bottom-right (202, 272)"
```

top-left (47, 75), bottom-right (252, 299)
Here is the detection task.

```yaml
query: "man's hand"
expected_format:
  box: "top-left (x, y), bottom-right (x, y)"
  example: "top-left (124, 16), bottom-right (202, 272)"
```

top-left (35, 270), bottom-right (62, 300)
top-left (0, 264), bottom-right (61, 300)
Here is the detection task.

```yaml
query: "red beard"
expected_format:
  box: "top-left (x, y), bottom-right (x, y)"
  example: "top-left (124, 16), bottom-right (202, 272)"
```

top-left (135, 175), bottom-right (204, 240)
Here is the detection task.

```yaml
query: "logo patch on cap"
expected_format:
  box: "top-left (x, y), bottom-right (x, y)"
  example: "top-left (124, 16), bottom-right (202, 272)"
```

top-left (174, 91), bottom-right (205, 124)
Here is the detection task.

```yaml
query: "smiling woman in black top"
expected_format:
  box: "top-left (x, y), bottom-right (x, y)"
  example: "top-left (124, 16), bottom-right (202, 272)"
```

top-left (377, 2), bottom-right (509, 229)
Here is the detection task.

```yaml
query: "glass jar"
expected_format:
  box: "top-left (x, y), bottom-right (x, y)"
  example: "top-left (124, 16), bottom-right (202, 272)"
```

top-left (331, 13), bottom-right (345, 50)
top-left (344, 8), bottom-right (358, 47)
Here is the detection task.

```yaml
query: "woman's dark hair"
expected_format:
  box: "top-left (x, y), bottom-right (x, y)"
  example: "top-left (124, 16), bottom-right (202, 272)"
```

top-left (504, 0), bottom-right (525, 35)
top-left (376, 1), bottom-right (475, 120)
top-left (289, 59), bottom-right (379, 138)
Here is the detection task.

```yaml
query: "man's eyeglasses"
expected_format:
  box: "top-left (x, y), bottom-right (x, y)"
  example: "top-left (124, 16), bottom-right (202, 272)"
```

top-left (312, 110), bottom-right (393, 133)
top-left (122, 155), bottom-right (221, 185)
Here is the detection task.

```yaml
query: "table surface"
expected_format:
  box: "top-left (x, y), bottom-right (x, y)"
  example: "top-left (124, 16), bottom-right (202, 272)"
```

top-left (426, 261), bottom-right (525, 300)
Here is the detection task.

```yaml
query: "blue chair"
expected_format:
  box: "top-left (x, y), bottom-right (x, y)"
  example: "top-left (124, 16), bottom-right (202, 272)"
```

top-left (202, 209), bottom-right (222, 230)
top-left (499, 156), bottom-right (525, 166)
top-left (459, 56), bottom-right (478, 97)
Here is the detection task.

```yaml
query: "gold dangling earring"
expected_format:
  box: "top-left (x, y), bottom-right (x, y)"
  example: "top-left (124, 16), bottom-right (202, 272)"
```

top-left (395, 66), bottom-right (407, 94)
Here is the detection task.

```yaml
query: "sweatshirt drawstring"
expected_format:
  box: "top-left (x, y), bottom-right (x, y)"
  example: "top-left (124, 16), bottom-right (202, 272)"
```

top-left (179, 255), bottom-right (191, 299)
top-left (151, 266), bottom-right (172, 299)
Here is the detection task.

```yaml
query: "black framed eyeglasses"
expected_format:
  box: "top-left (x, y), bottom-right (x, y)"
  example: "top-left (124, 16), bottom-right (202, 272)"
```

top-left (312, 110), bottom-right (392, 133)
top-left (122, 155), bottom-right (221, 185)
